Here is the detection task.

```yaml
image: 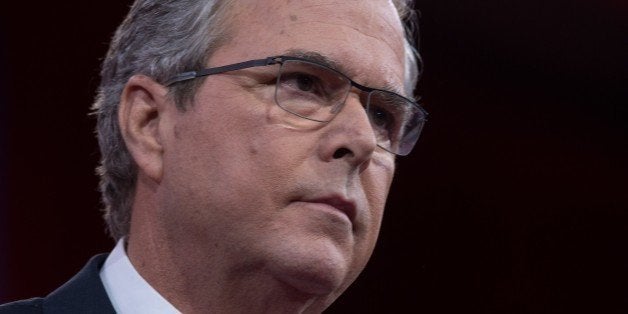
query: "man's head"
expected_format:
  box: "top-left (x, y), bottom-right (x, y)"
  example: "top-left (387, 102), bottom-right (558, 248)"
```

top-left (94, 0), bottom-right (423, 311)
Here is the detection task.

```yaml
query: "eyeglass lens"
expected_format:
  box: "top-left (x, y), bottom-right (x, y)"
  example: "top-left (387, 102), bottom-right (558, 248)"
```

top-left (275, 59), bottom-right (425, 156)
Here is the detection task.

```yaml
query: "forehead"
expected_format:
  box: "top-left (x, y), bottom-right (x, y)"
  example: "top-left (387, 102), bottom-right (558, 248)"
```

top-left (214, 0), bottom-right (407, 89)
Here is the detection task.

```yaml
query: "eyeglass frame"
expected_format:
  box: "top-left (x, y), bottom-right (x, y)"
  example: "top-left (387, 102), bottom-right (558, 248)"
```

top-left (165, 55), bottom-right (428, 156)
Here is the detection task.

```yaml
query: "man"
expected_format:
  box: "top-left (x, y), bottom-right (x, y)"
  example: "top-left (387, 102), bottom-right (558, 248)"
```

top-left (1, 0), bottom-right (426, 312)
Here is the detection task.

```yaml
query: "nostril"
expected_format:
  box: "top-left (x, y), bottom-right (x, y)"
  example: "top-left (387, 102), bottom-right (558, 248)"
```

top-left (333, 147), bottom-right (353, 159)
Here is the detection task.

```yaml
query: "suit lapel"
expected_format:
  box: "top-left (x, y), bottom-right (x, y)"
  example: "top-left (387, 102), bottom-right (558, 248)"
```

top-left (43, 254), bottom-right (116, 314)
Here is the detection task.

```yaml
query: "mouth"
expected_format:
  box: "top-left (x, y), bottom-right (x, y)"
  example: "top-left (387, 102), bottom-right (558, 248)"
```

top-left (297, 195), bottom-right (357, 224)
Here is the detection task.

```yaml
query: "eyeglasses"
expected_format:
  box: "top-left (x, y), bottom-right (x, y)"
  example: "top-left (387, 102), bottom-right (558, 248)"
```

top-left (166, 55), bottom-right (428, 156)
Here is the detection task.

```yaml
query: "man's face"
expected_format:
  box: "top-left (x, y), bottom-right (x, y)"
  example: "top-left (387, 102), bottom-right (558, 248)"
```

top-left (156, 0), bottom-right (407, 307)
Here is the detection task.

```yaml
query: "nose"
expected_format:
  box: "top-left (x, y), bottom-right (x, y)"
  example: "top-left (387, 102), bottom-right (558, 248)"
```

top-left (317, 93), bottom-right (378, 168)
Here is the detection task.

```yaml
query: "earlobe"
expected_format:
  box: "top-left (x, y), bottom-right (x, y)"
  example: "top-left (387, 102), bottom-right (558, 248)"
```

top-left (118, 75), bottom-right (170, 183)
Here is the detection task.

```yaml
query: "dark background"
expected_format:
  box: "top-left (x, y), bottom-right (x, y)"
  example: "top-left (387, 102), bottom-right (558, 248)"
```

top-left (2, 1), bottom-right (627, 313)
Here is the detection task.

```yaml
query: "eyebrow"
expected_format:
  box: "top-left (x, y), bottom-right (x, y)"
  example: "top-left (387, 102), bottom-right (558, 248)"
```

top-left (283, 49), bottom-right (356, 81)
top-left (381, 83), bottom-right (410, 100)
top-left (283, 49), bottom-right (409, 99)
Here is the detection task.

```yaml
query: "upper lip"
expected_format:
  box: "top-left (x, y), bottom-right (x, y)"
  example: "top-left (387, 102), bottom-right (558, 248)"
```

top-left (300, 194), bottom-right (357, 223)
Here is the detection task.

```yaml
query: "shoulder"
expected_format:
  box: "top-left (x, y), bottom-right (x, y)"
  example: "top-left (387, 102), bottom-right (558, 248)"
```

top-left (43, 254), bottom-right (115, 313)
top-left (0, 298), bottom-right (44, 314)
top-left (1, 254), bottom-right (115, 314)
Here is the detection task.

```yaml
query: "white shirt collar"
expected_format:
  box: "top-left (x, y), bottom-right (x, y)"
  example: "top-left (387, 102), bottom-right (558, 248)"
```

top-left (99, 238), bottom-right (181, 314)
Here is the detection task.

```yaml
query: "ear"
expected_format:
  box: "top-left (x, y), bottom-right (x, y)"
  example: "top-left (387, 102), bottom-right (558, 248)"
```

top-left (118, 75), bottom-right (170, 183)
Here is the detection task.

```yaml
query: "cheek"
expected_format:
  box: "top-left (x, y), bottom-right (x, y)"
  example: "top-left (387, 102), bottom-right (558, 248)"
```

top-left (342, 167), bottom-right (393, 289)
top-left (160, 93), bottom-right (265, 201)
top-left (365, 156), bottom-right (395, 209)
top-left (166, 102), bottom-right (306, 208)
top-left (360, 162), bottom-right (395, 240)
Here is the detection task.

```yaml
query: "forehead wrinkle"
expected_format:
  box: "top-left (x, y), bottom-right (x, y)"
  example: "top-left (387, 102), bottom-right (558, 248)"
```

top-left (286, 19), bottom-right (405, 67)
top-left (281, 1), bottom-right (405, 60)
top-left (265, 1), bottom-right (407, 95)
top-left (288, 19), bottom-right (405, 92)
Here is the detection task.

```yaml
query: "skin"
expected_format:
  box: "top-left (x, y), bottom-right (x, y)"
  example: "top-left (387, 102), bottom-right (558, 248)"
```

top-left (118, 0), bottom-right (407, 312)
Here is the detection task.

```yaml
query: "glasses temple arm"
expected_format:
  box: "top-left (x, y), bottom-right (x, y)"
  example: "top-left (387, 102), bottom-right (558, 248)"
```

top-left (166, 56), bottom-right (282, 86)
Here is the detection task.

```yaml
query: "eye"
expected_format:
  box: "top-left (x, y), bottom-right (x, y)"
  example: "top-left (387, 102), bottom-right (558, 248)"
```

top-left (370, 105), bottom-right (394, 129)
top-left (295, 74), bottom-right (315, 92)
top-left (282, 72), bottom-right (324, 96)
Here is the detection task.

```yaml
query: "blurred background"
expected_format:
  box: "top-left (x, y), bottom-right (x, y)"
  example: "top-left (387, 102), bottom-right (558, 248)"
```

top-left (1, 1), bottom-right (627, 313)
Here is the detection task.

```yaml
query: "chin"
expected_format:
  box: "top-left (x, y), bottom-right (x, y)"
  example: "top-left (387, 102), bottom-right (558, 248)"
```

top-left (267, 236), bottom-right (353, 296)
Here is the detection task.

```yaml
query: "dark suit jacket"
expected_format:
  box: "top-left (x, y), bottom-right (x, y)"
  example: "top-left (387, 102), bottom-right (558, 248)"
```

top-left (0, 254), bottom-right (116, 314)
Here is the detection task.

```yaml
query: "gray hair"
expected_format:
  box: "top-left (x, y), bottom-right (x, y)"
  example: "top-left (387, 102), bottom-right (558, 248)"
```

top-left (93, 0), bottom-right (421, 241)
top-left (393, 0), bottom-right (423, 94)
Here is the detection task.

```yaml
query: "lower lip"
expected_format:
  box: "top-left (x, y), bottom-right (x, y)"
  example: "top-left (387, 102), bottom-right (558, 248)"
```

top-left (295, 201), bottom-right (352, 224)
